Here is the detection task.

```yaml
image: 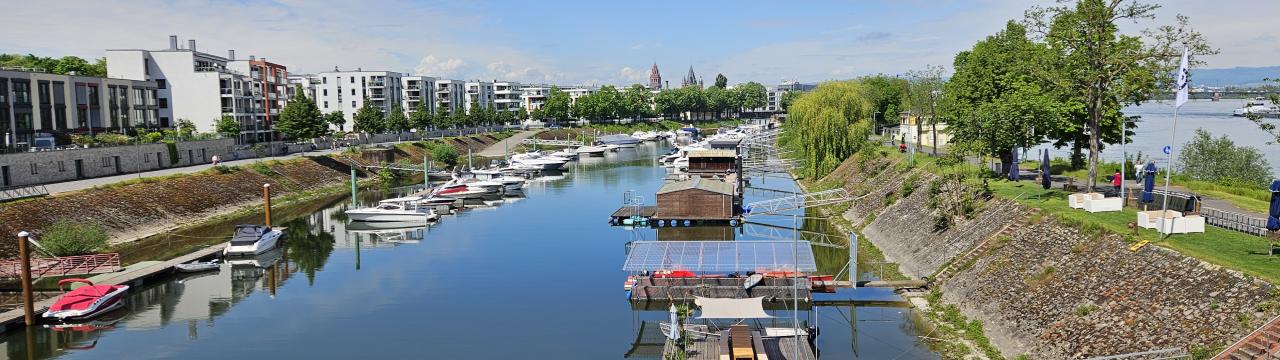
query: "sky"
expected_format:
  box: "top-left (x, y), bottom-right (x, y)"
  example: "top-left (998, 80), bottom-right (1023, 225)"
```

top-left (4, 0), bottom-right (1278, 87)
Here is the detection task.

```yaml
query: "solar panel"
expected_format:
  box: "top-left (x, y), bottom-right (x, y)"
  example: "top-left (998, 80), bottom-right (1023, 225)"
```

top-left (622, 241), bottom-right (818, 272)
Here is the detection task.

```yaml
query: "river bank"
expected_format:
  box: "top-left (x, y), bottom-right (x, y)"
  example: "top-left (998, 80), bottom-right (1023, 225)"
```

top-left (809, 146), bottom-right (1280, 358)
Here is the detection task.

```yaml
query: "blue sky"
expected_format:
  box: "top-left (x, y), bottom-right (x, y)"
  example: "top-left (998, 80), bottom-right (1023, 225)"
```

top-left (4, 0), bottom-right (1278, 86)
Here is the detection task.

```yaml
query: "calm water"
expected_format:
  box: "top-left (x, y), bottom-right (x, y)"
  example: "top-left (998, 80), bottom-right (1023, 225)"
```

top-left (1029, 99), bottom-right (1280, 176)
top-left (2, 143), bottom-right (937, 359)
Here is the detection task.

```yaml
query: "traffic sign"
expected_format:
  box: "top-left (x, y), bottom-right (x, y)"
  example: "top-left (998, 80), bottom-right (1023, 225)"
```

top-left (1162, 145), bottom-right (1171, 155)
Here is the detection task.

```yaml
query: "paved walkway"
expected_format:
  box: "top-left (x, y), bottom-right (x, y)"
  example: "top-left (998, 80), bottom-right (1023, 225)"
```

top-left (477, 130), bottom-right (540, 157)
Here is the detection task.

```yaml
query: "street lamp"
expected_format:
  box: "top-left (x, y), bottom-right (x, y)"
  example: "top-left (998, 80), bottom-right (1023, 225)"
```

top-left (928, 90), bottom-right (941, 156)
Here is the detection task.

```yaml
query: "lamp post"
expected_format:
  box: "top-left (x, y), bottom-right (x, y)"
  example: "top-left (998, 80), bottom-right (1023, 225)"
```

top-left (929, 90), bottom-right (941, 156)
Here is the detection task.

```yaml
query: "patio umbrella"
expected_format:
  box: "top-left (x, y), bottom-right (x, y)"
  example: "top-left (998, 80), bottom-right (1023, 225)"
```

top-left (1008, 147), bottom-right (1019, 182)
top-left (1268, 179), bottom-right (1279, 231)
top-left (1141, 162), bottom-right (1157, 204)
top-left (667, 304), bottom-right (681, 340)
top-left (1041, 150), bottom-right (1051, 190)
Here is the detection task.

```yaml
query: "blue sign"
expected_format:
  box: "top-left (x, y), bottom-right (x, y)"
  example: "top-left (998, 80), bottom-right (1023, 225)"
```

top-left (1162, 145), bottom-right (1172, 155)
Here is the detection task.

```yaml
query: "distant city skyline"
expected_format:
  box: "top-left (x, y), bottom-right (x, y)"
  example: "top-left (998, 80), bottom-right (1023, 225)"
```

top-left (3, 0), bottom-right (1277, 86)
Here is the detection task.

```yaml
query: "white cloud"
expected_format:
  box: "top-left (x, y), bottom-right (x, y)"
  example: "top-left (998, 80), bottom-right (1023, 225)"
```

top-left (618, 66), bottom-right (646, 82)
top-left (415, 56), bottom-right (468, 78)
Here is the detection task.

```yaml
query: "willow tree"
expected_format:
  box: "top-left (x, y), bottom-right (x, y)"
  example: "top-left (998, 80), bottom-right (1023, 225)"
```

top-left (782, 80), bottom-right (873, 178)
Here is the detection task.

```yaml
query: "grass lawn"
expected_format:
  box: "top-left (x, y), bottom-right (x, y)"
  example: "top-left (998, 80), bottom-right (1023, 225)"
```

top-left (986, 180), bottom-right (1280, 284)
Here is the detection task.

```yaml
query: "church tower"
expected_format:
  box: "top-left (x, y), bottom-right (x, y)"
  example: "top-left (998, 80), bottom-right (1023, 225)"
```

top-left (648, 62), bottom-right (662, 90)
top-left (682, 66), bottom-right (700, 88)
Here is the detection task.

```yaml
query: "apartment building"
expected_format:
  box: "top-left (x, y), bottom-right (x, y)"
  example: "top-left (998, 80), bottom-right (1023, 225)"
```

top-left (287, 74), bottom-right (321, 101)
top-left (312, 69), bottom-right (403, 131)
top-left (463, 81), bottom-right (493, 114)
top-left (0, 68), bottom-right (159, 148)
top-left (492, 82), bottom-right (522, 113)
top-left (520, 85), bottom-right (551, 111)
top-left (401, 76), bottom-right (436, 114)
top-left (227, 57), bottom-right (288, 142)
top-left (434, 79), bottom-right (464, 115)
top-left (566, 87), bottom-right (596, 106)
top-left (107, 36), bottom-right (279, 143)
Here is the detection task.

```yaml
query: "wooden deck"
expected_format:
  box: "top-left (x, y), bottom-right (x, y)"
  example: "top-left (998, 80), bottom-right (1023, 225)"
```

top-left (661, 324), bottom-right (816, 360)
top-left (629, 277), bottom-right (811, 302)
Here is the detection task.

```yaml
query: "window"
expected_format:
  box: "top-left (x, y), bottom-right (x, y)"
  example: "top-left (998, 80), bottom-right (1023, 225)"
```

top-left (350, 88), bottom-right (355, 96)
top-left (324, 101), bottom-right (329, 108)
top-left (158, 98), bottom-right (168, 108)
top-left (351, 101), bottom-right (355, 107)
top-left (58, 161), bottom-right (65, 172)
top-left (156, 79), bottom-right (166, 89)
top-left (102, 157), bottom-right (111, 167)
top-left (29, 163), bottom-right (37, 175)
top-left (144, 58), bottom-right (150, 76)
top-left (323, 89), bottom-right (327, 96)
top-left (322, 77), bottom-right (327, 84)
top-left (349, 76), bottom-right (354, 84)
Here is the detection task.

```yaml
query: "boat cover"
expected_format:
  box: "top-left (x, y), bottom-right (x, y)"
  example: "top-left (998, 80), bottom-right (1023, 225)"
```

top-left (229, 225), bottom-right (270, 246)
top-left (50, 285), bottom-right (120, 312)
top-left (694, 296), bottom-right (773, 319)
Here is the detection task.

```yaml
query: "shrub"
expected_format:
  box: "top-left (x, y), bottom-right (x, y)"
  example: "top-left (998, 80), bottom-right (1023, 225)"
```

top-left (95, 133), bottom-right (130, 145)
top-left (901, 173), bottom-right (918, 197)
top-left (1178, 129), bottom-right (1273, 187)
top-left (37, 220), bottom-right (109, 256)
top-left (252, 162), bottom-right (273, 175)
top-left (430, 144), bottom-right (459, 167)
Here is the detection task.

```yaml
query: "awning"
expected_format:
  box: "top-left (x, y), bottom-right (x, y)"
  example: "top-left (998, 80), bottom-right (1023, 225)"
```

top-left (695, 296), bottom-right (773, 319)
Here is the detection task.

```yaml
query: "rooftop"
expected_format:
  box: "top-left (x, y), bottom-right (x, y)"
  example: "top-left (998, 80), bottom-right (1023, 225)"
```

top-left (656, 177), bottom-right (735, 195)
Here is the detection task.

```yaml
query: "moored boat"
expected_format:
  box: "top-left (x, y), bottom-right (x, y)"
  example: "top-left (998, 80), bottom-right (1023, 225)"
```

top-left (43, 279), bottom-right (129, 321)
top-left (223, 225), bottom-right (283, 256)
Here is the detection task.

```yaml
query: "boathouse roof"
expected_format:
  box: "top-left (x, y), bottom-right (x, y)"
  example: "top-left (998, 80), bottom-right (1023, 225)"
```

top-left (621, 241), bottom-right (818, 272)
top-left (688, 150), bottom-right (736, 158)
top-left (656, 177), bottom-right (734, 195)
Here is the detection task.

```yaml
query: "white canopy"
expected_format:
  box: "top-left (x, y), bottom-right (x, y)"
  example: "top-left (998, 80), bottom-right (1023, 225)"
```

top-left (694, 296), bottom-right (774, 319)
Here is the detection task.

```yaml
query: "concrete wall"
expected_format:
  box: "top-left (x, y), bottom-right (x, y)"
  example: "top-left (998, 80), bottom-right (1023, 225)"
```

top-left (0, 138), bottom-right (234, 187)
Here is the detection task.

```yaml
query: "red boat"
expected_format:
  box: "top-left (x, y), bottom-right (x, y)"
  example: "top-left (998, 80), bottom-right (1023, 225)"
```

top-left (43, 279), bottom-right (129, 321)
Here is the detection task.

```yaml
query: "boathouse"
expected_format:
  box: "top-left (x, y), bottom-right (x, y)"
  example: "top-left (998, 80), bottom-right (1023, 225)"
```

top-left (686, 149), bottom-right (738, 175)
top-left (655, 177), bottom-right (736, 221)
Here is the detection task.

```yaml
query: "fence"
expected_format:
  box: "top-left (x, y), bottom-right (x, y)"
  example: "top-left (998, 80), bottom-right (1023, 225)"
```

top-left (1202, 208), bottom-right (1270, 236)
top-left (0, 253), bottom-right (121, 279)
top-left (0, 185), bottom-right (48, 202)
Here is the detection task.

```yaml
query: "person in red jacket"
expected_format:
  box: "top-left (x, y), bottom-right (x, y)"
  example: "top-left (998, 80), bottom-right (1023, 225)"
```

top-left (1111, 169), bottom-right (1122, 195)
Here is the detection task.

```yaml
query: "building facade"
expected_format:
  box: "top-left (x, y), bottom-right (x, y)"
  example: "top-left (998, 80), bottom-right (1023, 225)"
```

top-left (492, 82), bottom-right (521, 113)
top-left (435, 79), bottom-right (464, 115)
top-left (312, 69), bottom-right (403, 131)
top-left (227, 58), bottom-right (288, 142)
top-left (520, 85), bottom-right (550, 111)
top-left (463, 81), bottom-right (493, 114)
top-left (401, 76), bottom-right (436, 114)
top-left (1, 68), bottom-right (159, 148)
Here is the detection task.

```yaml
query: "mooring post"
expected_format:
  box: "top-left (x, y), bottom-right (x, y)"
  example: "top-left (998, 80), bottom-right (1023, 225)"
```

top-left (350, 168), bottom-right (358, 206)
top-left (849, 232), bottom-right (858, 289)
top-left (422, 156), bottom-right (429, 191)
top-left (17, 231), bottom-right (34, 326)
top-left (262, 184), bottom-right (272, 227)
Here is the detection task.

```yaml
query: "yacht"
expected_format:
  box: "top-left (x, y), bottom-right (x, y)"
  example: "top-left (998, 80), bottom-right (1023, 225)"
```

top-left (597, 134), bottom-right (641, 147)
top-left (223, 225), bottom-right (284, 256)
top-left (510, 152), bottom-right (568, 170)
top-left (1234, 97), bottom-right (1279, 117)
top-left (575, 145), bottom-right (608, 156)
top-left (345, 197), bottom-right (439, 222)
top-left (548, 149), bottom-right (580, 160)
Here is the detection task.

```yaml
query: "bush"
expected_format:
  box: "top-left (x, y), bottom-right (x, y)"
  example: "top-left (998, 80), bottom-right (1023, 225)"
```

top-left (38, 220), bottom-right (109, 256)
top-left (901, 173), bottom-right (918, 197)
top-left (95, 133), bottom-right (130, 145)
top-left (1178, 129), bottom-right (1273, 187)
top-left (430, 144), bottom-right (459, 167)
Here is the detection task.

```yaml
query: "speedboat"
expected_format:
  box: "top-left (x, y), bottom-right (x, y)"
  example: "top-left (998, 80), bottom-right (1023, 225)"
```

top-left (511, 152), bottom-right (568, 170)
top-left (223, 225), bottom-right (283, 256)
top-left (418, 196), bottom-right (459, 207)
top-left (43, 279), bottom-right (129, 321)
top-left (575, 145), bottom-right (607, 156)
top-left (493, 176), bottom-right (527, 192)
top-left (175, 259), bottom-right (220, 273)
top-left (346, 197), bottom-right (438, 222)
top-left (548, 150), bottom-right (579, 160)
top-left (1233, 98), bottom-right (1279, 117)
top-left (597, 134), bottom-right (641, 146)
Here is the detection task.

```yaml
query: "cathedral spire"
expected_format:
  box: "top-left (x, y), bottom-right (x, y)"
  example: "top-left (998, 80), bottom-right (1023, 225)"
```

top-left (649, 62), bottom-right (662, 90)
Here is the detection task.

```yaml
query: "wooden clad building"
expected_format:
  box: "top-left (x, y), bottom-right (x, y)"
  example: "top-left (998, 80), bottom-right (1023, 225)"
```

top-left (687, 149), bottom-right (737, 174)
top-left (655, 177), bottom-right (736, 220)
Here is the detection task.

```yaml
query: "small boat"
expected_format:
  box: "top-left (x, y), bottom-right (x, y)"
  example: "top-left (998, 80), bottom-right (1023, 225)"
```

top-left (43, 279), bottom-right (129, 321)
top-left (175, 259), bottom-right (220, 273)
top-left (1233, 97), bottom-right (1280, 117)
top-left (223, 225), bottom-right (284, 256)
top-left (743, 273), bottom-right (765, 290)
top-left (574, 145), bottom-right (607, 156)
top-left (597, 134), bottom-right (641, 146)
top-left (346, 198), bottom-right (438, 222)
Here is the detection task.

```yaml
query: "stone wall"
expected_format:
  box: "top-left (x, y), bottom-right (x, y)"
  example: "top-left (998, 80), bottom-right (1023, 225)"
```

top-left (941, 216), bottom-right (1278, 358)
top-left (0, 139), bottom-right (234, 187)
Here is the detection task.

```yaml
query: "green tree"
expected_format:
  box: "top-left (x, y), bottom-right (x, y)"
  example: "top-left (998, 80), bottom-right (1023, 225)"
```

top-left (706, 86), bottom-right (730, 119)
top-left (543, 86), bottom-right (571, 124)
top-left (654, 90), bottom-right (679, 119)
top-left (1246, 79), bottom-right (1280, 144)
top-left (410, 103), bottom-right (433, 131)
top-left (623, 84), bottom-right (654, 119)
top-left (735, 82), bottom-right (767, 115)
top-left (385, 104), bottom-right (410, 133)
top-left (779, 91), bottom-right (803, 111)
top-left (530, 107), bottom-right (546, 122)
top-left (905, 65), bottom-right (946, 155)
top-left (517, 107), bottom-right (530, 122)
top-left (1178, 129), bottom-right (1273, 187)
top-left (175, 119), bottom-right (197, 139)
top-left (275, 89), bottom-right (328, 140)
top-left (352, 98), bottom-right (385, 133)
top-left (859, 75), bottom-right (908, 131)
top-left (940, 21), bottom-right (1073, 166)
top-left (780, 80), bottom-right (874, 177)
top-left (324, 111), bottom-right (346, 132)
top-left (215, 114), bottom-right (240, 140)
top-left (1026, 0), bottom-right (1216, 189)
top-left (714, 74), bottom-right (728, 89)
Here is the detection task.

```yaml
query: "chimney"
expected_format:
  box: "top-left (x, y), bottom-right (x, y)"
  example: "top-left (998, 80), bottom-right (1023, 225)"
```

top-left (188, 39), bottom-right (197, 52)
top-left (168, 35), bottom-right (178, 50)
top-left (228, 49), bottom-right (235, 60)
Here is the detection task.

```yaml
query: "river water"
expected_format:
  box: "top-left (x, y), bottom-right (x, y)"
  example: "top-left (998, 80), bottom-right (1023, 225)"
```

top-left (1029, 99), bottom-right (1280, 176)
top-left (1, 143), bottom-right (937, 359)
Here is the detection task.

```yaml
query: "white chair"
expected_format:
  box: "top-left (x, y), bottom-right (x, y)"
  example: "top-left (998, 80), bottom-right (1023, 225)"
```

top-left (1070, 193), bottom-right (1100, 209)
top-left (1084, 196), bottom-right (1123, 213)
top-left (1137, 210), bottom-right (1182, 229)
top-left (1172, 215), bottom-right (1206, 234)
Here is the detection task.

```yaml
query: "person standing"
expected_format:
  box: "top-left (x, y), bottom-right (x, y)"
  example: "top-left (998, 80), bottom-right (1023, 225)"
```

top-left (1112, 169), bottom-right (1122, 195)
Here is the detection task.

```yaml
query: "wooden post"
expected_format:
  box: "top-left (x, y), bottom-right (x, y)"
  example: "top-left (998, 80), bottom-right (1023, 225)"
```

top-left (17, 231), bottom-right (34, 326)
top-left (262, 184), bottom-right (272, 227)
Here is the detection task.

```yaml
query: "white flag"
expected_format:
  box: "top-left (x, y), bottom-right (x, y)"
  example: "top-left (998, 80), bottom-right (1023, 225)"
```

top-left (1175, 47), bottom-right (1189, 108)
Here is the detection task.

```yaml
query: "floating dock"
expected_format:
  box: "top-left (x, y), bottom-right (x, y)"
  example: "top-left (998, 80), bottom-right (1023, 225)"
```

top-left (662, 324), bottom-right (816, 360)
top-left (628, 277), bottom-right (812, 302)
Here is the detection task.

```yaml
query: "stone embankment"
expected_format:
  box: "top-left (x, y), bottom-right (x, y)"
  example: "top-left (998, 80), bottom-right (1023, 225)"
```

top-left (829, 151), bottom-right (1277, 358)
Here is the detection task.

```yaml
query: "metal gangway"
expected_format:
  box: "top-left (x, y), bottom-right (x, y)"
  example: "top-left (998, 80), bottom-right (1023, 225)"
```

top-left (741, 158), bottom-right (799, 174)
top-left (742, 221), bottom-right (846, 249)
top-left (520, 138), bottom-right (585, 147)
top-left (743, 188), bottom-right (854, 215)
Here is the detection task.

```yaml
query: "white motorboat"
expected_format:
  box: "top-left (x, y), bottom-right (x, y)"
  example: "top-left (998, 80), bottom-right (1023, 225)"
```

top-left (511, 152), bottom-right (568, 170)
top-left (223, 225), bottom-right (284, 256)
top-left (548, 150), bottom-right (579, 160)
top-left (600, 144), bottom-right (620, 152)
top-left (493, 176), bottom-right (527, 191)
top-left (575, 145), bottom-right (607, 156)
top-left (432, 182), bottom-right (491, 200)
top-left (418, 196), bottom-right (459, 207)
top-left (597, 134), bottom-right (641, 146)
top-left (1234, 98), bottom-right (1279, 117)
top-left (175, 259), bottom-right (220, 273)
top-left (346, 198), bottom-right (438, 222)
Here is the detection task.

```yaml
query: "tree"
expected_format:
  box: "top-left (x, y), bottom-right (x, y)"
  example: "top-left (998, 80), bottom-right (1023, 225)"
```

top-left (1178, 129), bottom-right (1273, 187)
top-left (1247, 79), bottom-right (1280, 144)
top-left (1, 54), bottom-right (105, 76)
top-left (779, 91), bottom-right (803, 111)
top-left (654, 89), bottom-right (679, 119)
top-left (351, 98), bottom-right (385, 133)
top-left (714, 74), bottom-right (728, 89)
top-left (706, 86), bottom-right (730, 119)
top-left (735, 82), bottom-right (767, 115)
top-left (780, 80), bottom-right (873, 177)
top-left (275, 89), bottom-right (328, 140)
top-left (905, 65), bottom-right (946, 155)
top-left (175, 119), bottom-right (197, 139)
top-left (530, 107), bottom-right (545, 122)
top-left (215, 115), bottom-right (240, 140)
top-left (385, 104), bottom-right (410, 134)
top-left (940, 21), bottom-right (1074, 167)
top-left (410, 103), bottom-right (433, 131)
top-left (517, 107), bottom-right (530, 123)
top-left (623, 84), bottom-right (654, 119)
top-left (543, 86), bottom-right (571, 124)
top-left (859, 75), bottom-right (909, 132)
top-left (324, 111), bottom-right (346, 132)
top-left (1025, 0), bottom-right (1216, 189)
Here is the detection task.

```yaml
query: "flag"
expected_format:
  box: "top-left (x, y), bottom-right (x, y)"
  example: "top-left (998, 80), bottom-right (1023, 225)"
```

top-left (1175, 47), bottom-right (1190, 108)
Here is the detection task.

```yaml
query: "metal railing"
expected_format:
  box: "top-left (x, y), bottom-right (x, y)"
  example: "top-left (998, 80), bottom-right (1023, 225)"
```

top-left (0, 253), bottom-right (121, 279)
top-left (1202, 208), bottom-right (1270, 236)
top-left (0, 184), bottom-right (49, 202)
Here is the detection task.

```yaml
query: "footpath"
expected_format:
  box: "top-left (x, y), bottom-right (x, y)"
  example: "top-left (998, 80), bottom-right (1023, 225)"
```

top-left (476, 130), bottom-right (540, 157)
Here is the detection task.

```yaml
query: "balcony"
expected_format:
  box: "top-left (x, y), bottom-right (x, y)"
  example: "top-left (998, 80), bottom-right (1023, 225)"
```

top-left (369, 80), bottom-right (386, 87)
top-left (406, 85), bottom-right (421, 91)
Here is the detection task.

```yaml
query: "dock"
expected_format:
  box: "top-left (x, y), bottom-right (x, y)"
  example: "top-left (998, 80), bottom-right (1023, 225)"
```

top-left (0, 243), bottom-right (227, 333)
top-left (610, 205), bottom-right (656, 223)
top-left (629, 277), bottom-right (812, 302)
top-left (662, 324), bottom-right (816, 360)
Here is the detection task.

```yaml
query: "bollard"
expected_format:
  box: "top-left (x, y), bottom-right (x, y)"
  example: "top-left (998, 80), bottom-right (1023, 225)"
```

top-left (17, 231), bottom-right (34, 326)
top-left (262, 184), bottom-right (272, 227)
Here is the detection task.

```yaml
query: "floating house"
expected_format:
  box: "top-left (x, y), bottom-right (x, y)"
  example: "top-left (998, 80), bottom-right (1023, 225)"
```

top-left (655, 177), bottom-right (737, 222)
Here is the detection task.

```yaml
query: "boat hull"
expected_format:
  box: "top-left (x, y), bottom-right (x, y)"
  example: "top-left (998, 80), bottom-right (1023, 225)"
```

top-left (224, 230), bottom-right (283, 256)
top-left (346, 212), bottom-right (434, 222)
top-left (43, 285), bottom-right (130, 321)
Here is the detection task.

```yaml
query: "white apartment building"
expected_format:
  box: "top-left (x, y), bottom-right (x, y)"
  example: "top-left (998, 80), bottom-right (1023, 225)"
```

top-left (520, 85), bottom-right (550, 111)
top-left (435, 79), bottom-right (464, 115)
top-left (401, 76), bottom-right (436, 114)
top-left (287, 74), bottom-right (321, 102)
top-left (566, 87), bottom-right (596, 106)
top-left (463, 81), bottom-right (493, 114)
top-left (312, 69), bottom-right (403, 131)
top-left (107, 36), bottom-right (278, 143)
top-left (0, 68), bottom-right (159, 147)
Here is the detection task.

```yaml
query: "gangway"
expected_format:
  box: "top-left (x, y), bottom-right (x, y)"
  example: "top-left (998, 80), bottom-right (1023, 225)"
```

top-left (743, 188), bottom-right (853, 215)
top-left (741, 221), bottom-right (845, 249)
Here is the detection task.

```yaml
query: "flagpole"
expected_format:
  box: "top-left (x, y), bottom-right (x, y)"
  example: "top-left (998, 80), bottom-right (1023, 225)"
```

top-left (1160, 48), bottom-right (1190, 239)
